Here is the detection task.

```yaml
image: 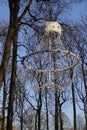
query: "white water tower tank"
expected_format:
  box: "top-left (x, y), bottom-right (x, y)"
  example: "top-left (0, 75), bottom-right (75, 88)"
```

top-left (44, 21), bottom-right (61, 36)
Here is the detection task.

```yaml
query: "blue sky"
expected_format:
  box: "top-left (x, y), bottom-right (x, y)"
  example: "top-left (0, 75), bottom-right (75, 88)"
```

top-left (59, 1), bottom-right (87, 23)
top-left (0, 1), bottom-right (9, 21)
top-left (67, 1), bottom-right (87, 21)
top-left (0, 1), bottom-right (87, 22)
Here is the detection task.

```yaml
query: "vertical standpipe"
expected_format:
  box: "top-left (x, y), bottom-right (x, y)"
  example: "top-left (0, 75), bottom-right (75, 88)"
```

top-left (40, 21), bottom-right (62, 86)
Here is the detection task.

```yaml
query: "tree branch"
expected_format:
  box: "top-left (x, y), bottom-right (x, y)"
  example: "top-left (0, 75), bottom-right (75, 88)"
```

top-left (18, 0), bottom-right (32, 22)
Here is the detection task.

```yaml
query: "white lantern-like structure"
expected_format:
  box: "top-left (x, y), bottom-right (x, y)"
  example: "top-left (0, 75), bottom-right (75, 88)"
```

top-left (22, 21), bottom-right (80, 92)
top-left (44, 21), bottom-right (61, 35)
top-left (40, 21), bottom-right (63, 50)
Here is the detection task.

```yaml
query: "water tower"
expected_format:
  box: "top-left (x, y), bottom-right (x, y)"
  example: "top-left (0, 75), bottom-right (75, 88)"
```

top-left (22, 21), bottom-right (79, 92)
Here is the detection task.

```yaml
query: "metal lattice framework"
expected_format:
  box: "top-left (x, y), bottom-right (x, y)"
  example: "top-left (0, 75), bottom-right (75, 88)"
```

top-left (21, 21), bottom-right (80, 92)
top-left (21, 49), bottom-right (80, 92)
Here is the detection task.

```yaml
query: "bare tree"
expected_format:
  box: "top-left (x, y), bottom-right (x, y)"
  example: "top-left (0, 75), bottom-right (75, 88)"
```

top-left (0, 0), bottom-right (33, 87)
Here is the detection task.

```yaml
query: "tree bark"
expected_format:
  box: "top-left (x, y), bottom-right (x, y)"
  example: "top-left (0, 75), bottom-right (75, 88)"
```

top-left (82, 62), bottom-right (87, 130)
top-left (6, 27), bottom-right (18, 130)
top-left (55, 90), bottom-right (59, 130)
top-left (71, 82), bottom-right (77, 130)
top-left (38, 88), bottom-right (42, 130)
top-left (20, 107), bottom-right (23, 130)
top-left (0, 26), bottom-right (15, 87)
top-left (59, 104), bottom-right (63, 130)
top-left (45, 88), bottom-right (49, 130)
top-left (1, 77), bottom-right (6, 130)
top-left (0, 0), bottom-right (20, 87)
top-left (35, 113), bottom-right (37, 130)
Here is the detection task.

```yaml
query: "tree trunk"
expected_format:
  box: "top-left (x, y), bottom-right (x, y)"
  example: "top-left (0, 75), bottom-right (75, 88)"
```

top-left (0, 0), bottom-right (20, 87)
top-left (38, 88), bottom-right (42, 130)
top-left (55, 90), bottom-right (59, 130)
top-left (1, 77), bottom-right (6, 130)
top-left (20, 102), bottom-right (23, 130)
top-left (85, 101), bottom-right (87, 130)
top-left (59, 104), bottom-right (63, 130)
top-left (84, 111), bottom-right (87, 130)
top-left (81, 62), bottom-right (87, 130)
top-left (0, 27), bottom-right (15, 87)
top-left (6, 27), bottom-right (18, 130)
top-left (45, 88), bottom-right (49, 130)
top-left (71, 82), bottom-right (77, 130)
top-left (5, 1), bottom-right (20, 129)
top-left (35, 113), bottom-right (37, 130)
